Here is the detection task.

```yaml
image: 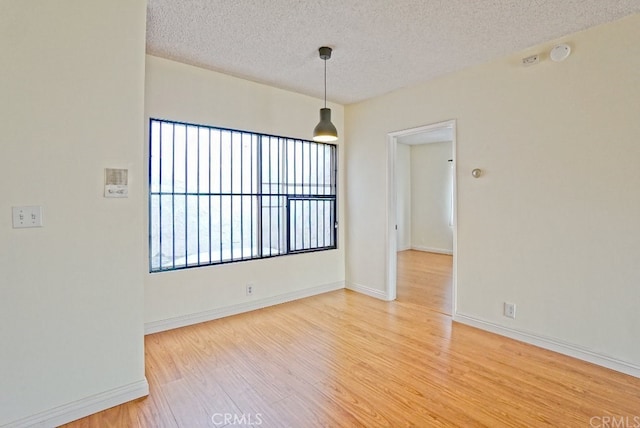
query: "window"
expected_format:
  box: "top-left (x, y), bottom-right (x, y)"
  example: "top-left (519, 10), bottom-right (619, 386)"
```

top-left (149, 118), bottom-right (337, 272)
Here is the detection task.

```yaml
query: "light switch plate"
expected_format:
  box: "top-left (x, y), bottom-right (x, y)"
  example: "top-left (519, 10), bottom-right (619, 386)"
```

top-left (12, 206), bottom-right (43, 228)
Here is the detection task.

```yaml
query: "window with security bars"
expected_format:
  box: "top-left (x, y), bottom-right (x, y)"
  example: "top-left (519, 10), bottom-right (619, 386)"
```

top-left (149, 118), bottom-right (337, 272)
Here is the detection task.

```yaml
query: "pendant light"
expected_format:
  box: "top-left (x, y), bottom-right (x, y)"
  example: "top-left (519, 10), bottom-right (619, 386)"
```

top-left (313, 46), bottom-right (338, 142)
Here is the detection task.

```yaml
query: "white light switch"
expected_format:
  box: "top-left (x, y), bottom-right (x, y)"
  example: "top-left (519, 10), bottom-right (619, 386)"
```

top-left (12, 206), bottom-right (43, 228)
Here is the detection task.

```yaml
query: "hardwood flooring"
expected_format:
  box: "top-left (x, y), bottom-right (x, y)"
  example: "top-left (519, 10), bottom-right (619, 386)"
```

top-left (396, 250), bottom-right (452, 315)
top-left (62, 251), bottom-right (640, 427)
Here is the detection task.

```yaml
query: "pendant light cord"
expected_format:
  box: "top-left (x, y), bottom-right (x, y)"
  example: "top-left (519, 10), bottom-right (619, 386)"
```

top-left (324, 58), bottom-right (327, 108)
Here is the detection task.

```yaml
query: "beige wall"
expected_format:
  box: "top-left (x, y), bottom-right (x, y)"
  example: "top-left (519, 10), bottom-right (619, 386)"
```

top-left (144, 56), bottom-right (345, 329)
top-left (396, 143), bottom-right (412, 250)
top-left (346, 14), bottom-right (640, 374)
top-left (410, 142), bottom-right (453, 254)
top-left (0, 1), bottom-right (148, 426)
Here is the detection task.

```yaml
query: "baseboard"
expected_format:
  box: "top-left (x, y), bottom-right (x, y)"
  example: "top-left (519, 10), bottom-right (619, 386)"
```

top-left (346, 282), bottom-right (393, 301)
top-left (411, 245), bottom-right (453, 255)
top-left (145, 281), bottom-right (345, 334)
top-left (453, 313), bottom-right (640, 379)
top-left (2, 379), bottom-right (149, 428)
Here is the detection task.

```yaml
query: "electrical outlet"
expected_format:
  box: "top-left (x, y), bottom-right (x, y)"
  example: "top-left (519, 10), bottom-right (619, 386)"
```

top-left (246, 284), bottom-right (254, 296)
top-left (504, 302), bottom-right (516, 319)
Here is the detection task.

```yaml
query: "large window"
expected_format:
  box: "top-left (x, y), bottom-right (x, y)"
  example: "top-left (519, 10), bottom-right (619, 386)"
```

top-left (149, 118), bottom-right (337, 272)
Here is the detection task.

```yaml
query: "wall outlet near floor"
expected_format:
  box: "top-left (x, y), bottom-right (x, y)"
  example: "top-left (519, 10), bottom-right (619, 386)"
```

top-left (246, 284), bottom-right (254, 296)
top-left (504, 302), bottom-right (516, 319)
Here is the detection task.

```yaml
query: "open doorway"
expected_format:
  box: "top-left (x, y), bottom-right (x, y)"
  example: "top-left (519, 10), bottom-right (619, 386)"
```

top-left (386, 120), bottom-right (457, 316)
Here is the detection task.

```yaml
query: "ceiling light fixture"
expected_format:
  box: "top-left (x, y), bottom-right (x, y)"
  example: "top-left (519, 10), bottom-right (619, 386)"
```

top-left (313, 46), bottom-right (338, 142)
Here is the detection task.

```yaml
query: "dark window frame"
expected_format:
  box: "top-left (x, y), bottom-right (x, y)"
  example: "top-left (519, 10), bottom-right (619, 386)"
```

top-left (148, 118), bottom-right (337, 272)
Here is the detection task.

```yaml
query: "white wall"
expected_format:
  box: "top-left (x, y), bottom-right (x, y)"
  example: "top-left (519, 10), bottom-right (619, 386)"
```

top-left (144, 56), bottom-right (345, 329)
top-left (396, 143), bottom-right (412, 251)
top-left (346, 14), bottom-right (640, 375)
top-left (0, 1), bottom-right (148, 426)
top-left (410, 142), bottom-right (453, 254)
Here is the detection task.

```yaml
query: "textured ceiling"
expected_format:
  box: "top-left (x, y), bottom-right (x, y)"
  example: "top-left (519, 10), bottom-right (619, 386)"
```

top-left (146, 1), bottom-right (639, 105)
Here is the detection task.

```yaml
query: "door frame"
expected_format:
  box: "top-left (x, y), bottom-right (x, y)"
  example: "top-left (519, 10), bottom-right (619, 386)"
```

top-left (385, 119), bottom-right (457, 315)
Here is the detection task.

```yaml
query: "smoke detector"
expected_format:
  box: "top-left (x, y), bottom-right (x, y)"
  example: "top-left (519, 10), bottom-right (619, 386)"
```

top-left (550, 44), bottom-right (571, 62)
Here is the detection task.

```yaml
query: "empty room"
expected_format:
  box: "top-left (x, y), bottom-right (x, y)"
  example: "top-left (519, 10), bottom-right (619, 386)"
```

top-left (2, 1), bottom-right (639, 427)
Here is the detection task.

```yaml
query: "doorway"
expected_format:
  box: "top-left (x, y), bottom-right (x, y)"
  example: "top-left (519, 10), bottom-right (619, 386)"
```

top-left (386, 120), bottom-right (457, 316)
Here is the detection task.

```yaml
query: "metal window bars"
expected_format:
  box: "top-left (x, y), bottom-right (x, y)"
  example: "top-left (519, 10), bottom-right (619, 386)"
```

top-left (149, 118), bottom-right (337, 272)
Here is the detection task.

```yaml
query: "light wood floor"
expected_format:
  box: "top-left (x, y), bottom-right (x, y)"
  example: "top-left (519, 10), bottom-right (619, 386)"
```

top-left (63, 251), bottom-right (640, 427)
top-left (397, 250), bottom-right (452, 315)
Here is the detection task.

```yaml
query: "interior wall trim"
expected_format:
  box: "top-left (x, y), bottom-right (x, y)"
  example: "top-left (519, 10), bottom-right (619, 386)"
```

top-left (454, 313), bottom-right (640, 379)
top-left (410, 245), bottom-right (453, 255)
top-left (145, 281), bottom-right (345, 335)
top-left (346, 281), bottom-right (393, 301)
top-left (3, 379), bottom-right (149, 428)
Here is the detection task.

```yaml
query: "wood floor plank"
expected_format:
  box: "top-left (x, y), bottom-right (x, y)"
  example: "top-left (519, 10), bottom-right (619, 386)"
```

top-left (61, 251), bottom-right (640, 427)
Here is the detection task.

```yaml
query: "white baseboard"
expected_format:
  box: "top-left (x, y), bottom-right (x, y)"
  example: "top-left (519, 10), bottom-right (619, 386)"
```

top-left (3, 379), bottom-right (149, 428)
top-left (411, 245), bottom-right (453, 255)
top-left (346, 282), bottom-right (393, 301)
top-left (145, 281), bottom-right (345, 334)
top-left (453, 313), bottom-right (640, 379)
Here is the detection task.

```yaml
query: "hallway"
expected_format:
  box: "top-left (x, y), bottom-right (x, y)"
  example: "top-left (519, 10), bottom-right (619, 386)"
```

top-left (397, 250), bottom-right (452, 315)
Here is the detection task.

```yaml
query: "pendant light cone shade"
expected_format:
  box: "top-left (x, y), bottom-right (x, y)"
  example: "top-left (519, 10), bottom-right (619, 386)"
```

top-left (314, 108), bottom-right (338, 142)
top-left (313, 47), bottom-right (338, 142)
